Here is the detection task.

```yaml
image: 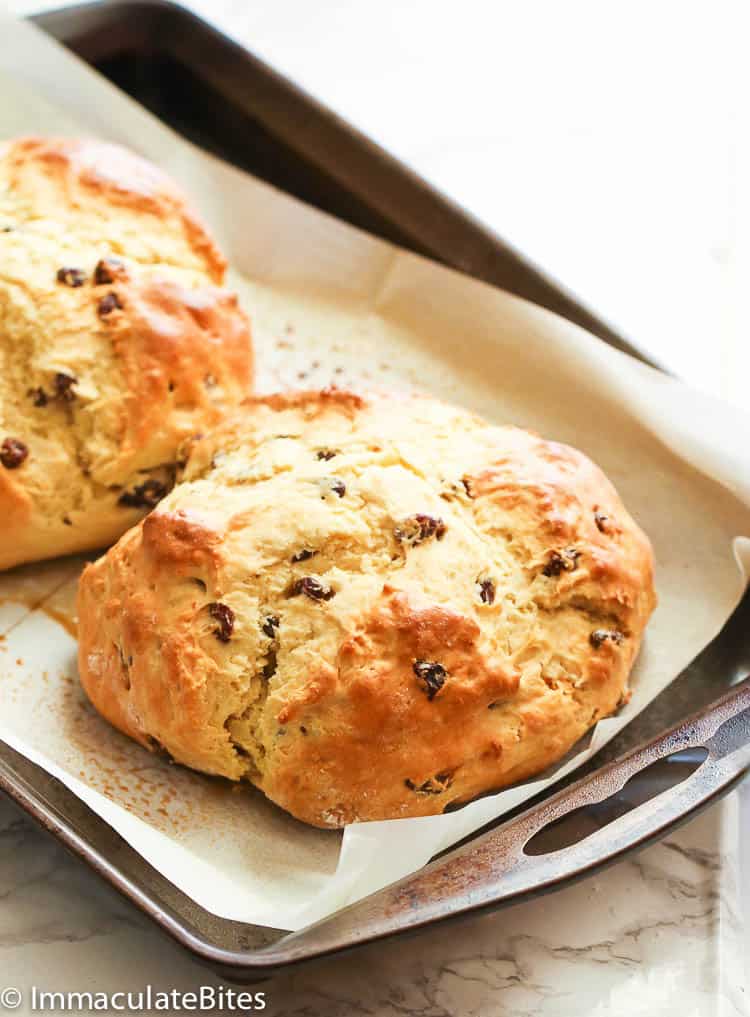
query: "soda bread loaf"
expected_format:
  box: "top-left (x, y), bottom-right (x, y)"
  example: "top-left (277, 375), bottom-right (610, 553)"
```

top-left (77, 389), bottom-right (656, 827)
top-left (0, 137), bottom-right (253, 570)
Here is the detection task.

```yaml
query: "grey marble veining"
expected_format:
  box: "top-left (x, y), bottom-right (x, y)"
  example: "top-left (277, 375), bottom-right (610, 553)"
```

top-left (0, 791), bottom-right (746, 1017)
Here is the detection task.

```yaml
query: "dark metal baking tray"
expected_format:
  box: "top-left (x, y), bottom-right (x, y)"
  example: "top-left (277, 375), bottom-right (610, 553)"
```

top-left (0, 0), bottom-right (745, 981)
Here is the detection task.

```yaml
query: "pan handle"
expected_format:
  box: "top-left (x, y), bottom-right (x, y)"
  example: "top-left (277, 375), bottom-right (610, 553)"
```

top-left (260, 677), bottom-right (750, 967)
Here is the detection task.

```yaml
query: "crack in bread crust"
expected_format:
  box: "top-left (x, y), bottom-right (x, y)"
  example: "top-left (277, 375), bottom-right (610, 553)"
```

top-left (77, 389), bottom-right (656, 827)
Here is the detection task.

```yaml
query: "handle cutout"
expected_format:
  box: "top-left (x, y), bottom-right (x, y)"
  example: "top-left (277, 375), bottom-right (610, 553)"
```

top-left (523, 746), bottom-right (708, 857)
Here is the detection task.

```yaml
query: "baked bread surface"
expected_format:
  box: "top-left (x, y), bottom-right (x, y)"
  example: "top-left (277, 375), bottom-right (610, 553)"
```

top-left (77, 389), bottom-right (656, 827)
top-left (0, 137), bottom-right (253, 569)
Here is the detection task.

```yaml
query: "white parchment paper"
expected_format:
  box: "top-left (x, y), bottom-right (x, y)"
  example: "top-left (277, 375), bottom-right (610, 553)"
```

top-left (0, 13), bottom-right (748, 931)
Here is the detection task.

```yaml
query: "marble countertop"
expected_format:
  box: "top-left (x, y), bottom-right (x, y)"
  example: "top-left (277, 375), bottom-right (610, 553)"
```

top-left (0, 792), bottom-right (746, 1017)
top-left (9, 0), bottom-right (750, 411)
top-left (1, 1), bottom-right (749, 1014)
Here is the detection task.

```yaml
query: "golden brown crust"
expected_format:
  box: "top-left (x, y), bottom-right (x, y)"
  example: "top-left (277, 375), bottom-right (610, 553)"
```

top-left (0, 136), bottom-right (253, 570)
top-left (77, 389), bottom-right (656, 827)
top-left (0, 137), bottom-right (226, 279)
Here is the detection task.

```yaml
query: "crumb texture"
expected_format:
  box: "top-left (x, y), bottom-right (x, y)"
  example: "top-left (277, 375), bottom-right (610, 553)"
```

top-left (0, 136), bottom-right (253, 569)
top-left (77, 389), bottom-right (656, 827)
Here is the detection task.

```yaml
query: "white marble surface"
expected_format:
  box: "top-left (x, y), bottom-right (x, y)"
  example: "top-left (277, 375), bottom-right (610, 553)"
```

top-left (0, 791), bottom-right (746, 1017)
top-left (9, 0), bottom-right (750, 410)
top-left (743, 782), bottom-right (750, 965)
top-left (31, 0), bottom-right (748, 413)
top-left (1, 1), bottom-right (749, 1013)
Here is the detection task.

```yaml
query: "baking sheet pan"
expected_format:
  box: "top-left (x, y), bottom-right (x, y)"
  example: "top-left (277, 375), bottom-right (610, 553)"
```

top-left (0, 0), bottom-right (744, 976)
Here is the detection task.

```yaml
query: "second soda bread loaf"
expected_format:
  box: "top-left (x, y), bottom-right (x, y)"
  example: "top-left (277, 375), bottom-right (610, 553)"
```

top-left (0, 136), bottom-right (253, 570)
